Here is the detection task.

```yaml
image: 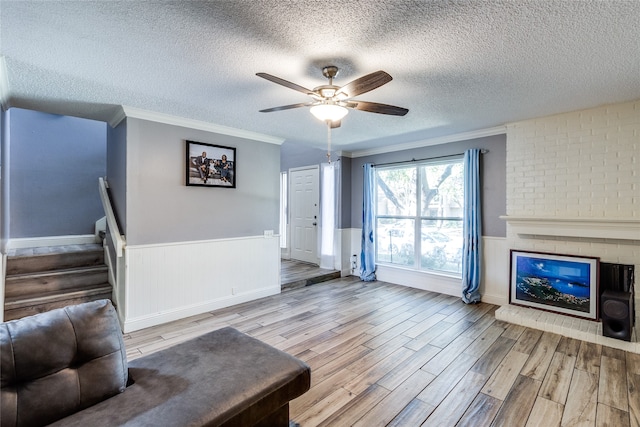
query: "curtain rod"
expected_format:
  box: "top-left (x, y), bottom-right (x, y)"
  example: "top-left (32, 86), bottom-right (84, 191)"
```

top-left (368, 149), bottom-right (488, 168)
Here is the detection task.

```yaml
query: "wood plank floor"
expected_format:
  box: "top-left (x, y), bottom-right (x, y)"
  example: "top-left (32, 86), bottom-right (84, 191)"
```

top-left (124, 276), bottom-right (640, 427)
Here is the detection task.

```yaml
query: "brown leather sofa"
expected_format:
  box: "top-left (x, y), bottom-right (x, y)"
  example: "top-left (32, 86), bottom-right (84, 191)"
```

top-left (1, 300), bottom-right (310, 427)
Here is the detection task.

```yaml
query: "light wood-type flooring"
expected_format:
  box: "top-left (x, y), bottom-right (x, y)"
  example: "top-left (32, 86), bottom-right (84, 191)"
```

top-left (124, 275), bottom-right (640, 427)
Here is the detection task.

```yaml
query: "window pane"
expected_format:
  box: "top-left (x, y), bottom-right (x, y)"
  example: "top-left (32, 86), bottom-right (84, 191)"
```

top-left (420, 162), bottom-right (463, 218)
top-left (420, 219), bottom-right (463, 274)
top-left (373, 158), bottom-right (464, 277)
top-left (376, 218), bottom-right (415, 266)
top-left (376, 167), bottom-right (417, 217)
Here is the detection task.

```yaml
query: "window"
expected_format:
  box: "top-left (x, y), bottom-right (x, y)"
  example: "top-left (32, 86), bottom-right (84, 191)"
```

top-left (375, 157), bottom-right (464, 275)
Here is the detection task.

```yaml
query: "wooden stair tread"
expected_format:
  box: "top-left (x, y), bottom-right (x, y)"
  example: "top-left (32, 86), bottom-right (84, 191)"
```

top-left (5, 265), bottom-right (110, 299)
top-left (281, 270), bottom-right (341, 291)
top-left (4, 284), bottom-right (112, 308)
top-left (6, 265), bottom-right (109, 280)
top-left (4, 243), bottom-right (113, 321)
top-left (7, 243), bottom-right (103, 258)
top-left (6, 244), bottom-right (105, 276)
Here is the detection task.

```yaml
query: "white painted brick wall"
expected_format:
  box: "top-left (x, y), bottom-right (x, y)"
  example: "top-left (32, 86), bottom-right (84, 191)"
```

top-left (507, 100), bottom-right (639, 220)
top-left (505, 99), bottom-right (640, 343)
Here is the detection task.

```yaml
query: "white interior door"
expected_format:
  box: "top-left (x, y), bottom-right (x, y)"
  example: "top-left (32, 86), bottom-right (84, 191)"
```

top-left (289, 167), bottom-right (319, 264)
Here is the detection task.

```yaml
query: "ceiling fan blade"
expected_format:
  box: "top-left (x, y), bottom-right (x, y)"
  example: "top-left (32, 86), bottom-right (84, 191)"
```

top-left (349, 101), bottom-right (409, 116)
top-left (259, 102), bottom-right (315, 113)
top-left (256, 73), bottom-right (316, 96)
top-left (335, 71), bottom-right (392, 98)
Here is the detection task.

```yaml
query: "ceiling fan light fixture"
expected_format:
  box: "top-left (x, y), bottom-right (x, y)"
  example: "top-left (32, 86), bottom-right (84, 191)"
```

top-left (310, 103), bottom-right (349, 122)
top-left (257, 67), bottom-right (408, 119)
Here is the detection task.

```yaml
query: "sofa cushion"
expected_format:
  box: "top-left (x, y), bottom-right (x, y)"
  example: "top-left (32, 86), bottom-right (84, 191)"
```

top-left (1, 300), bottom-right (127, 427)
top-left (50, 327), bottom-right (311, 426)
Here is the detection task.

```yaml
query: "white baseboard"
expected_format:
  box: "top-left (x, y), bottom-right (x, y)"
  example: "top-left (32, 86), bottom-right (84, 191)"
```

top-left (7, 234), bottom-right (97, 250)
top-left (376, 263), bottom-right (507, 305)
top-left (376, 264), bottom-right (461, 297)
top-left (122, 286), bottom-right (280, 333)
top-left (347, 231), bottom-right (508, 305)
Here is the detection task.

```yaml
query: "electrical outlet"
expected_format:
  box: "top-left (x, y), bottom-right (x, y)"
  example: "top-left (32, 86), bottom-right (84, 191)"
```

top-left (264, 230), bottom-right (274, 238)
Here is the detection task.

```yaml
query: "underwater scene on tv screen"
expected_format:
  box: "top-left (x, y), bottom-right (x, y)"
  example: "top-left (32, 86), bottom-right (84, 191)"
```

top-left (515, 255), bottom-right (591, 312)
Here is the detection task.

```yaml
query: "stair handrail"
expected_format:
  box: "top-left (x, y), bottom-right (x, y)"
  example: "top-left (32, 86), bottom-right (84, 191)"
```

top-left (98, 177), bottom-right (126, 257)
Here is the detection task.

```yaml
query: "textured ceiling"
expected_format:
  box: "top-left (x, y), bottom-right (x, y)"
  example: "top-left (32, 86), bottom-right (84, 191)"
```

top-left (1, 1), bottom-right (639, 153)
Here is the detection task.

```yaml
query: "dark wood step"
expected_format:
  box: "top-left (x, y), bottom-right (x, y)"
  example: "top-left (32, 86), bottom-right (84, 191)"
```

top-left (5, 266), bottom-right (109, 299)
top-left (3, 285), bottom-right (113, 322)
top-left (6, 243), bottom-right (104, 275)
top-left (281, 270), bottom-right (342, 291)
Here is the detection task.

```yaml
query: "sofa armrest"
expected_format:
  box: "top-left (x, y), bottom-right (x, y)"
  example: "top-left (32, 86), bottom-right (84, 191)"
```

top-left (1, 300), bottom-right (127, 427)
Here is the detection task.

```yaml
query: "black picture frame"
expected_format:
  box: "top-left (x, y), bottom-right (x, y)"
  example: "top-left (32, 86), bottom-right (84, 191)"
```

top-left (509, 250), bottom-right (599, 320)
top-left (186, 140), bottom-right (236, 188)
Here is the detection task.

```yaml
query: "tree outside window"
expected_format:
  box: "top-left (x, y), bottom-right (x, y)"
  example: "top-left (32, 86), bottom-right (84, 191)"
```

top-left (375, 158), bottom-right (464, 275)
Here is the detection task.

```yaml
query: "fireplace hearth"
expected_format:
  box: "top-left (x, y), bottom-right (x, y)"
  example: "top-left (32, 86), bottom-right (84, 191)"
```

top-left (498, 215), bottom-right (639, 353)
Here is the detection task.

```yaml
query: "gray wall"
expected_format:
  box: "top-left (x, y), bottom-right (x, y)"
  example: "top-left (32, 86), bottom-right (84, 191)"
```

top-left (340, 156), bottom-right (352, 229)
top-left (125, 118), bottom-right (280, 245)
top-left (349, 134), bottom-right (507, 237)
top-left (280, 141), bottom-right (332, 172)
top-left (9, 108), bottom-right (107, 238)
top-left (106, 119), bottom-right (127, 234)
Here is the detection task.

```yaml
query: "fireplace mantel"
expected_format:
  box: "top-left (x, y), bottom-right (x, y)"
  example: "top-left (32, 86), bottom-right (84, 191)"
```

top-left (500, 216), bottom-right (640, 241)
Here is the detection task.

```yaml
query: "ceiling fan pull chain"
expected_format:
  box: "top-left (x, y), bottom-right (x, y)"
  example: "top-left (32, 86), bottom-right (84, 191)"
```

top-left (326, 120), bottom-right (332, 164)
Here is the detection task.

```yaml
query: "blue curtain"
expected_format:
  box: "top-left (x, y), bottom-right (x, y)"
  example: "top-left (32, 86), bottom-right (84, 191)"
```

top-left (461, 149), bottom-right (482, 303)
top-left (360, 163), bottom-right (376, 281)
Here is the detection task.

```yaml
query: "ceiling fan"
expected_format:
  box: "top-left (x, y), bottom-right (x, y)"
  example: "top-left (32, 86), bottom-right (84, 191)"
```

top-left (256, 66), bottom-right (409, 128)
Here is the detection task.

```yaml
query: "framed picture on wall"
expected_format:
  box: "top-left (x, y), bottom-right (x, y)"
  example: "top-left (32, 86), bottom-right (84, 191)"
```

top-left (186, 140), bottom-right (236, 188)
top-left (509, 250), bottom-right (599, 320)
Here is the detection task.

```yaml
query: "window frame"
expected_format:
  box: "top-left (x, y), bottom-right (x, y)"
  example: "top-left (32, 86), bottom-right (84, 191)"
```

top-left (374, 156), bottom-right (464, 276)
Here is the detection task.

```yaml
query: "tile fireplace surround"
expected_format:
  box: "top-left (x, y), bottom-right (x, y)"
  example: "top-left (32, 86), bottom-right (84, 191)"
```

top-left (500, 215), bottom-right (640, 354)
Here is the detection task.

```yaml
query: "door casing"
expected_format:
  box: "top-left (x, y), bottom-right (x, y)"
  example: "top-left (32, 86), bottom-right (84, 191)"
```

top-left (288, 166), bottom-right (319, 264)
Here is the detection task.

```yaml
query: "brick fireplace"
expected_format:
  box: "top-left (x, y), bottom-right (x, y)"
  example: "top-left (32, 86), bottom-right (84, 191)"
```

top-left (496, 99), bottom-right (640, 353)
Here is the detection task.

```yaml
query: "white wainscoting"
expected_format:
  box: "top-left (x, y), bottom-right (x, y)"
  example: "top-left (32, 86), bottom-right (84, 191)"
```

top-left (0, 253), bottom-right (5, 322)
top-left (337, 228), bottom-right (354, 276)
top-left (350, 228), bottom-right (362, 276)
top-left (122, 235), bottom-right (280, 332)
top-left (481, 236), bottom-right (509, 306)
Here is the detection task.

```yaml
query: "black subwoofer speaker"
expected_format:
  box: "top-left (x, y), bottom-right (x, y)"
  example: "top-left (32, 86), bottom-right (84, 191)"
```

top-left (601, 290), bottom-right (634, 341)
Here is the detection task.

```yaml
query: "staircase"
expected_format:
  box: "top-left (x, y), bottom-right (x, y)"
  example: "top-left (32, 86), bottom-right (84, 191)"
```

top-left (4, 243), bottom-right (112, 321)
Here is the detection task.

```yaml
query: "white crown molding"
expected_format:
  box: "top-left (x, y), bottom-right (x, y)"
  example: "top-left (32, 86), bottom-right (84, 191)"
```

top-left (108, 106), bottom-right (127, 128)
top-left (0, 56), bottom-right (11, 111)
top-left (347, 125), bottom-right (507, 158)
top-left (108, 105), bottom-right (284, 145)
